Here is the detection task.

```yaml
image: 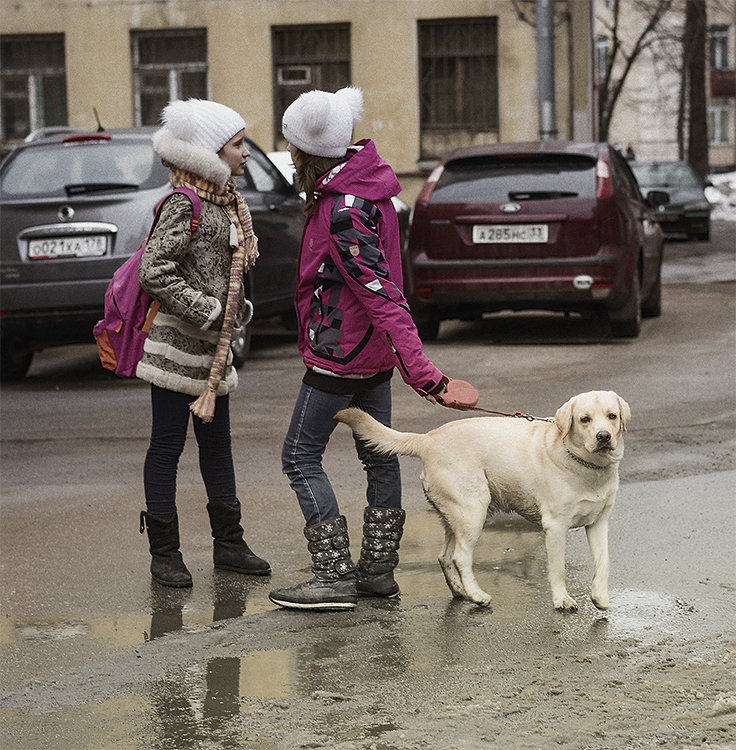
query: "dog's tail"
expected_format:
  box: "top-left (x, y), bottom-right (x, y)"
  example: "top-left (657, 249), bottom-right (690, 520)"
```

top-left (335, 408), bottom-right (426, 458)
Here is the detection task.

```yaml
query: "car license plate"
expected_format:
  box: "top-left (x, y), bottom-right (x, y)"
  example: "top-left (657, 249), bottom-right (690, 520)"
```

top-left (28, 235), bottom-right (109, 260)
top-left (472, 224), bottom-right (549, 243)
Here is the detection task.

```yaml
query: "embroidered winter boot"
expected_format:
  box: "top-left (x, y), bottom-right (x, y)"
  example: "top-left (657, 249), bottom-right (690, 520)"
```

top-left (139, 510), bottom-right (193, 588)
top-left (206, 501), bottom-right (271, 576)
top-left (356, 506), bottom-right (406, 598)
top-left (268, 516), bottom-right (357, 611)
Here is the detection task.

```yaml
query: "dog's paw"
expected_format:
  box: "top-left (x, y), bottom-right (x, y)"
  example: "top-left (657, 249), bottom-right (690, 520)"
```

top-left (553, 594), bottom-right (578, 611)
top-left (469, 592), bottom-right (493, 608)
top-left (591, 594), bottom-right (610, 610)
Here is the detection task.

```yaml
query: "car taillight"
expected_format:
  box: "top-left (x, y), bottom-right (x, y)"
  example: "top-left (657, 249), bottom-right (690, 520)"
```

top-left (596, 158), bottom-right (612, 198)
top-left (415, 286), bottom-right (434, 301)
top-left (416, 165), bottom-right (445, 203)
top-left (62, 134), bottom-right (111, 143)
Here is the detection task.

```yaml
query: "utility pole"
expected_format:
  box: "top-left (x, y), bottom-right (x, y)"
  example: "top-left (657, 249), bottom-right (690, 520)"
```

top-left (537, 0), bottom-right (557, 140)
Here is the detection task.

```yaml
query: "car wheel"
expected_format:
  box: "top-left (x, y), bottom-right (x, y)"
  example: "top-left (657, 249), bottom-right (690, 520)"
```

top-left (1, 345), bottom-right (33, 381)
top-left (642, 265), bottom-right (662, 318)
top-left (609, 273), bottom-right (642, 338)
top-left (230, 324), bottom-right (252, 369)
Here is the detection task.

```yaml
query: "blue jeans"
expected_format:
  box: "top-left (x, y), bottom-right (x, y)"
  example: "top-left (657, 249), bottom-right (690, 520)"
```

top-left (281, 380), bottom-right (401, 527)
top-left (144, 385), bottom-right (237, 518)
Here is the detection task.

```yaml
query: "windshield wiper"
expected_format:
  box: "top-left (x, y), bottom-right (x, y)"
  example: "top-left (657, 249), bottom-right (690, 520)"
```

top-left (65, 183), bottom-right (138, 195)
top-left (509, 190), bottom-right (579, 200)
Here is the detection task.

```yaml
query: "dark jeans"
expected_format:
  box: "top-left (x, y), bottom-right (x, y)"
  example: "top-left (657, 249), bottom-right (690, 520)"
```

top-left (281, 380), bottom-right (401, 527)
top-left (144, 384), bottom-right (237, 519)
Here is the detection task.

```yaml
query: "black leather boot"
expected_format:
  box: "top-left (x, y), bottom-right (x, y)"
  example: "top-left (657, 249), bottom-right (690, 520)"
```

top-left (356, 506), bottom-right (405, 598)
top-left (139, 511), bottom-right (193, 588)
top-left (206, 501), bottom-right (271, 576)
top-left (268, 516), bottom-right (357, 611)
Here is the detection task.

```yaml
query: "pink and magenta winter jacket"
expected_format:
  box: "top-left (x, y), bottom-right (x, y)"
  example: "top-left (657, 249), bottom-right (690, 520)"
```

top-left (294, 139), bottom-right (444, 396)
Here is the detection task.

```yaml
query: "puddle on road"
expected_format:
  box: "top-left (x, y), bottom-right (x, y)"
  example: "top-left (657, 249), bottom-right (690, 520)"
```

top-left (3, 510), bottom-right (728, 749)
top-left (3, 511), bottom-right (708, 670)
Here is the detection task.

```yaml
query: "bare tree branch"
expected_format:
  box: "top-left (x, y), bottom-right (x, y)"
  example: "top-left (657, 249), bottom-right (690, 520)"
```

top-left (597, 0), bottom-right (676, 140)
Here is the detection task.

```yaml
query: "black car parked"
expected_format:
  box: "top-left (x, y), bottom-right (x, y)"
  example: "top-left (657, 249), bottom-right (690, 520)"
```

top-left (0, 128), bottom-right (303, 380)
top-left (628, 160), bottom-right (711, 241)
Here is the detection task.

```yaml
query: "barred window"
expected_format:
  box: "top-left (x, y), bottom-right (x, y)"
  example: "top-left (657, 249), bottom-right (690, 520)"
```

top-left (131, 29), bottom-right (208, 126)
top-left (0, 34), bottom-right (68, 143)
top-left (272, 24), bottom-right (351, 149)
top-left (418, 18), bottom-right (498, 160)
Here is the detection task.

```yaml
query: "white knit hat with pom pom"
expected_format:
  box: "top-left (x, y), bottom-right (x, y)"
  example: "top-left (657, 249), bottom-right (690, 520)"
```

top-left (282, 87), bottom-right (363, 158)
top-left (152, 99), bottom-right (246, 186)
top-left (160, 99), bottom-right (246, 153)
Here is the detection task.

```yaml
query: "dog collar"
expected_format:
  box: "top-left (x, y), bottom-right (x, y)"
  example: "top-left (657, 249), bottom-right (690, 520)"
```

top-left (566, 449), bottom-right (605, 471)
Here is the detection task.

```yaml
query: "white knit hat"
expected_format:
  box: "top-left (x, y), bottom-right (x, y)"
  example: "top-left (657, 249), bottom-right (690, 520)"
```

top-left (153, 99), bottom-right (246, 186)
top-left (282, 87), bottom-right (363, 158)
top-left (160, 99), bottom-right (246, 153)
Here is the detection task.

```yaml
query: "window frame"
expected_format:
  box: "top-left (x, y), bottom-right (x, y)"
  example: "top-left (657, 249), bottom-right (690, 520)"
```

top-left (0, 33), bottom-right (68, 143)
top-left (130, 28), bottom-right (209, 127)
top-left (417, 17), bottom-right (499, 161)
top-left (271, 23), bottom-right (351, 150)
top-left (708, 98), bottom-right (732, 146)
top-left (708, 25), bottom-right (730, 71)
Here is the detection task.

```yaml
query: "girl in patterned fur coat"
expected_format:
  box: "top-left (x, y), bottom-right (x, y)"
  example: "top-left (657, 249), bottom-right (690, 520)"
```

top-left (137, 98), bottom-right (270, 588)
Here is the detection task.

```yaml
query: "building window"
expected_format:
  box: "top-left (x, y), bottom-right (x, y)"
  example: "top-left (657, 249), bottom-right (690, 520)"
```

top-left (272, 24), bottom-right (351, 150)
top-left (708, 25), bottom-right (730, 71)
top-left (418, 18), bottom-right (498, 161)
top-left (0, 34), bottom-right (68, 143)
top-left (131, 29), bottom-right (208, 126)
top-left (709, 99), bottom-right (732, 145)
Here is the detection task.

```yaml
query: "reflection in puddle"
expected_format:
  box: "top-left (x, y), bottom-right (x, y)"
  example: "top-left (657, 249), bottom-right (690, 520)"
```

top-left (4, 508), bottom-right (717, 749)
top-left (16, 620), bottom-right (90, 641)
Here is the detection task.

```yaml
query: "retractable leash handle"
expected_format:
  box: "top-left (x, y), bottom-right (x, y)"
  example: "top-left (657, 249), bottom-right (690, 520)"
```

top-left (435, 378), bottom-right (480, 411)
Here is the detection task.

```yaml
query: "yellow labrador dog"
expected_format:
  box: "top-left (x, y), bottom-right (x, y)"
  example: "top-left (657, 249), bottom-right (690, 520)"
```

top-left (335, 391), bottom-right (630, 611)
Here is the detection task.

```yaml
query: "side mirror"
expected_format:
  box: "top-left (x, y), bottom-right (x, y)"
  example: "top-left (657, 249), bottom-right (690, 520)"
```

top-left (646, 190), bottom-right (670, 209)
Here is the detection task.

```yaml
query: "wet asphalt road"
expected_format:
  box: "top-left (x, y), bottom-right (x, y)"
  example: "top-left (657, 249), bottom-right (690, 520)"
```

top-left (0, 222), bottom-right (734, 749)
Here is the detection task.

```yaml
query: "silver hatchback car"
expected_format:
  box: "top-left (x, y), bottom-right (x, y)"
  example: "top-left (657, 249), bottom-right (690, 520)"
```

top-left (0, 128), bottom-right (303, 379)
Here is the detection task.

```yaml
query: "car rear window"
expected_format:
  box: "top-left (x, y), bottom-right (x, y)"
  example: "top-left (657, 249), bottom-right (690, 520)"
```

top-left (0, 138), bottom-right (169, 197)
top-left (431, 154), bottom-right (597, 203)
top-left (629, 162), bottom-right (700, 188)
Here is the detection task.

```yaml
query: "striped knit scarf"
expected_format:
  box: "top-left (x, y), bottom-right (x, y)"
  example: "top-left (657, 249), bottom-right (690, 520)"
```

top-left (168, 167), bottom-right (259, 421)
top-left (169, 167), bottom-right (259, 271)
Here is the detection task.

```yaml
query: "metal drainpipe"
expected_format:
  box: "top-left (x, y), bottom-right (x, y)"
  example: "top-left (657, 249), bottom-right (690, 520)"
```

top-left (536, 0), bottom-right (558, 140)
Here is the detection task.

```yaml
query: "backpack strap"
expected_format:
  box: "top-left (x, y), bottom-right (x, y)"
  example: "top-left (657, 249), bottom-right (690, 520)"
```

top-left (150, 186), bottom-right (202, 237)
top-left (141, 188), bottom-right (203, 328)
top-left (170, 186), bottom-right (202, 235)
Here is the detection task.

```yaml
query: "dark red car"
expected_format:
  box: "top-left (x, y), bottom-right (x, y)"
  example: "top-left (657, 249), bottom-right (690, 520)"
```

top-left (405, 141), bottom-right (668, 339)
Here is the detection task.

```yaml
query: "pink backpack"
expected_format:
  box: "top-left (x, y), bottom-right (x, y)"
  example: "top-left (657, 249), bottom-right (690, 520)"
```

top-left (93, 187), bottom-right (201, 377)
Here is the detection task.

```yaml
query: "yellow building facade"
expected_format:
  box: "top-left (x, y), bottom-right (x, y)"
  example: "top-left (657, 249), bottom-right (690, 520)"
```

top-left (1, 0), bottom-right (595, 202)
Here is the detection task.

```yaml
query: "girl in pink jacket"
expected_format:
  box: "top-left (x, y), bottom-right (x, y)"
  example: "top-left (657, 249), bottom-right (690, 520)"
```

top-left (269, 87), bottom-right (473, 612)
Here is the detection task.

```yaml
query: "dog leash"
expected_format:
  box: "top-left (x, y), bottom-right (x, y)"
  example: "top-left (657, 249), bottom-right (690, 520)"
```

top-left (463, 405), bottom-right (556, 422)
top-left (434, 379), bottom-right (556, 422)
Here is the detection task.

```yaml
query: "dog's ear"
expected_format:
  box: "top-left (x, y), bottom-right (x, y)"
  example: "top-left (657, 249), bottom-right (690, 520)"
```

top-left (555, 396), bottom-right (575, 439)
top-left (616, 394), bottom-right (631, 432)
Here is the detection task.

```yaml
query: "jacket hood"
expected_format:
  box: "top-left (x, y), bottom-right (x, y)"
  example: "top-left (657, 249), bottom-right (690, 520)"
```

top-left (317, 139), bottom-right (401, 202)
top-left (152, 127), bottom-right (231, 187)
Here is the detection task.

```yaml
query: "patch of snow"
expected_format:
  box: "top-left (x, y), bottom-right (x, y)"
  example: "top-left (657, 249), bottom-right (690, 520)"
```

top-left (707, 171), bottom-right (736, 221)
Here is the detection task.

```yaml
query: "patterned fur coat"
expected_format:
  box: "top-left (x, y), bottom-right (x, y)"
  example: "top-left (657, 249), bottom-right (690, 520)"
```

top-left (137, 192), bottom-right (250, 396)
